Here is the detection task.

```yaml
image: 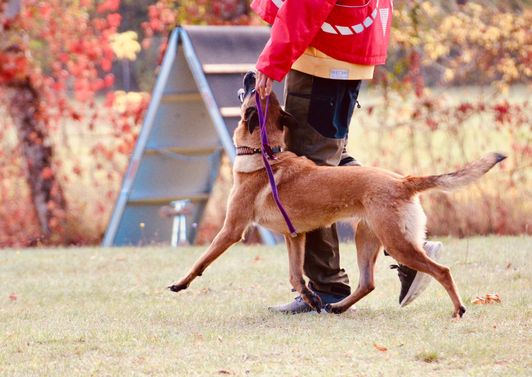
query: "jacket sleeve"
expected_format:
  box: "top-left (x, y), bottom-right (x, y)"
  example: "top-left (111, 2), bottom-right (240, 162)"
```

top-left (256, 0), bottom-right (336, 82)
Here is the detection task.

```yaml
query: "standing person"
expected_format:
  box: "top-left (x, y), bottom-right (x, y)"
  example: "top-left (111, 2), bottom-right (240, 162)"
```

top-left (252, 0), bottom-right (442, 313)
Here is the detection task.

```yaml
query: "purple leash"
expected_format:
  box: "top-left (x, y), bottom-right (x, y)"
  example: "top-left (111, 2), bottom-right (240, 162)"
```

top-left (255, 91), bottom-right (297, 237)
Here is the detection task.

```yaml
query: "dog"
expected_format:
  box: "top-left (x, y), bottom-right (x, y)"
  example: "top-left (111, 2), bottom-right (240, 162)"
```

top-left (168, 72), bottom-right (506, 318)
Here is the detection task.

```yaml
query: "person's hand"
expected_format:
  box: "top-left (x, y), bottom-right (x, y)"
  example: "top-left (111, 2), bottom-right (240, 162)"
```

top-left (255, 70), bottom-right (274, 99)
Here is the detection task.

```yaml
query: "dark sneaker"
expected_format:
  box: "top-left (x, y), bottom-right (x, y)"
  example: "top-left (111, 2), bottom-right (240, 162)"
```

top-left (268, 296), bottom-right (312, 314)
top-left (339, 147), bottom-right (362, 166)
top-left (268, 292), bottom-right (348, 314)
top-left (390, 241), bottom-right (443, 307)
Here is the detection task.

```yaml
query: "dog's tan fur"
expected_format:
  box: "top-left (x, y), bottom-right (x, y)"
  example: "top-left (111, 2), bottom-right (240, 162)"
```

top-left (168, 87), bottom-right (505, 318)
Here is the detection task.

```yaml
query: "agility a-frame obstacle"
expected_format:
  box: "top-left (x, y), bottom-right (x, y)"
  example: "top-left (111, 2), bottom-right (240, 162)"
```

top-left (103, 26), bottom-right (285, 247)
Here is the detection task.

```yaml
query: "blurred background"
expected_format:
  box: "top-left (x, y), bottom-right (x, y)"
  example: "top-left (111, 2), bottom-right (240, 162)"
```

top-left (0, 0), bottom-right (530, 247)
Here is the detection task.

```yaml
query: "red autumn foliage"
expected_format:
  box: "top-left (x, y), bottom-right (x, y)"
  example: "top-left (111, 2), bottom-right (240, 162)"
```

top-left (0, 0), bottom-right (149, 246)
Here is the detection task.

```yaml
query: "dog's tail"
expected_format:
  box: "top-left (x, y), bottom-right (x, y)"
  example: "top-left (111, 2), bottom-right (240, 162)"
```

top-left (403, 152), bottom-right (507, 194)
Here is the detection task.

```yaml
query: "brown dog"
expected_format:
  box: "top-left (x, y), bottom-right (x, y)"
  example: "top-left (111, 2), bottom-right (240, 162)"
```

top-left (168, 72), bottom-right (506, 318)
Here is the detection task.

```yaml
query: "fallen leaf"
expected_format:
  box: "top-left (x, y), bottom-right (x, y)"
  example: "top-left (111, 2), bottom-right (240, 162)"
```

top-left (8, 293), bottom-right (17, 301)
top-left (217, 370), bottom-right (232, 375)
top-left (485, 293), bottom-right (501, 303)
top-left (373, 343), bottom-right (388, 352)
top-left (471, 293), bottom-right (501, 305)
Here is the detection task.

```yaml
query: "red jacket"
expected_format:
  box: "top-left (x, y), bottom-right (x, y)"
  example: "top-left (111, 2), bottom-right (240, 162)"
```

top-left (252, 0), bottom-right (393, 81)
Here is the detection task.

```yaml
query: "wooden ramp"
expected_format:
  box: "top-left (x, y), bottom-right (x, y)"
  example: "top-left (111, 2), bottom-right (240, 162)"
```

top-left (102, 26), bottom-right (284, 246)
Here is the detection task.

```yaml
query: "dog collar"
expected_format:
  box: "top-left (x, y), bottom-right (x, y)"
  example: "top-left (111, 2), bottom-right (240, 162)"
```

top-left (235, 145), bottom-right (283, 156)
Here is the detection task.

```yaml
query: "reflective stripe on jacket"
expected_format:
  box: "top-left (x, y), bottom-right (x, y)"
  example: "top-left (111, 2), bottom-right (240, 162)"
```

top-left (252, 0), bottom-right (393, 81)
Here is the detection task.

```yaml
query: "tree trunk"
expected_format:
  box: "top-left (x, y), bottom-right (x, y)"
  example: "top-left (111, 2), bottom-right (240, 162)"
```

top-left (2, 0), bottom-right (67, 243)
top-left (6, 77), bottom-right (67, 241)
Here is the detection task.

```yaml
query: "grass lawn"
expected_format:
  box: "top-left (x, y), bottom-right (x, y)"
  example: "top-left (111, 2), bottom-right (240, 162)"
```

top-left (1, 236), bottom-right (530, 376)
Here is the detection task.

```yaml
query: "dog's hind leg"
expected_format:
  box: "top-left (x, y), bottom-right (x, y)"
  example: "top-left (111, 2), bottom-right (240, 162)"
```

top-left (391, 243), bottom-right (466, 318)
top-left (325, 221), bottom-right (382, 314)
top-left (285, 233), bottom-right (323, 312)
top-left (168, 217), bottom-right (248, 293)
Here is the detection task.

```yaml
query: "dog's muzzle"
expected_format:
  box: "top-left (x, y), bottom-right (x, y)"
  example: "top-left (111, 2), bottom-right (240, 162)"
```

top-left (237, 71), bottom-right (257, 104)
top-left (237, 87), bottom-right (256, 104)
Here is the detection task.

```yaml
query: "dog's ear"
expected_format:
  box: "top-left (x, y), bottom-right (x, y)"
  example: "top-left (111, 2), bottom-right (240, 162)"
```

top-left (280, 109), bottom-right (299, 129)
top-left (245, 106), bottom-right (258, 134)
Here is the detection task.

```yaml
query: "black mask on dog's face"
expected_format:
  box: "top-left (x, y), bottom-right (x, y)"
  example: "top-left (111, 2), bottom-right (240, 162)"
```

top-left (237, 71), bottom-right (259, 134)
top-left (237, 71), bottom-right (298, 134)
top-left (237, 71), bottom-right (257, 104)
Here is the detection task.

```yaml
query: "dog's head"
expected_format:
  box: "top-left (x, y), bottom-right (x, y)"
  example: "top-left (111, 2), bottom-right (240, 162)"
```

top-left (233, 71), bottom-right (298, 148)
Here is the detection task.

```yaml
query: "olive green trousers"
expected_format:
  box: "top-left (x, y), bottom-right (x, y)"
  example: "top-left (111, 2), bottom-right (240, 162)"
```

top-left (283, 69), bottom-right (362, 296)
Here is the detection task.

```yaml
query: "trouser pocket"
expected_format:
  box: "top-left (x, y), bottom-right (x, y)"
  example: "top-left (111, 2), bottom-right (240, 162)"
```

top-left (308, 77), bottom-right (362, 139)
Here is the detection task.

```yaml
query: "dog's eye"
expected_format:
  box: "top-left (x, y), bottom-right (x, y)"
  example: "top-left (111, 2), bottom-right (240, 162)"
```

top-left (237, 88), bottom-right (245, 104)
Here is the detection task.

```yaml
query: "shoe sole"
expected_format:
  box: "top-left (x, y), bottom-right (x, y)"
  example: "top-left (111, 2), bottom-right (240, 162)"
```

top-left (339, 159), bottom-right (362, 167)
top-left (400, 241), bottom-right (443, 307)
top-left (267, 305), bottom-right (313, 314)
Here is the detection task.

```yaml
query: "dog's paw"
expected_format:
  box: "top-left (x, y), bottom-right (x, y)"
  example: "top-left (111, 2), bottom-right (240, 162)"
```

top-left (324, 303), bottom-right (343, 314)
top-left (304, 292), bottom-right (322, 313)
top-left (452, 305), bottom-right (466, 319)
top-left (167, 282), bottom-right (188, 293)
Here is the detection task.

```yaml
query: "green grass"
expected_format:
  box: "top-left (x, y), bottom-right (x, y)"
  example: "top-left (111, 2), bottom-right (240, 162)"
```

top-left (1, 237), bottom-right (530, 376)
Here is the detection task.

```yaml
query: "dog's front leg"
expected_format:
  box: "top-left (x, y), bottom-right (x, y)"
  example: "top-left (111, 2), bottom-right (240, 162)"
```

top-left (168, 224), bottom-right (246, 293)
top-left (325, 221), bottom-right (382, 314)
top-left (285, 233), bottom-right (322, 312)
